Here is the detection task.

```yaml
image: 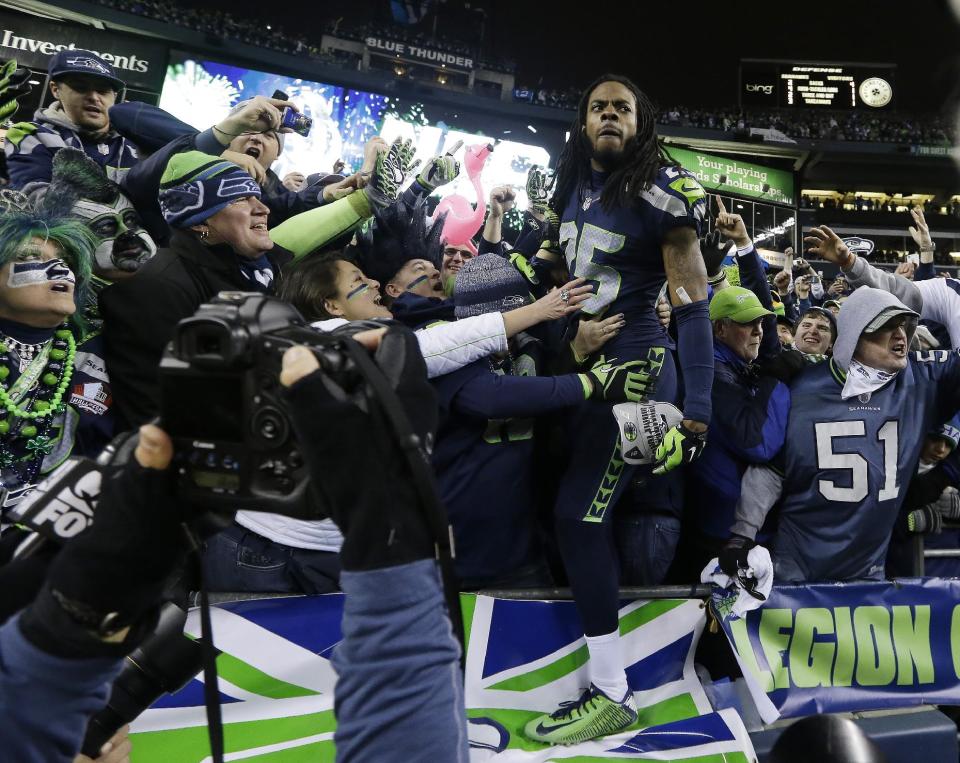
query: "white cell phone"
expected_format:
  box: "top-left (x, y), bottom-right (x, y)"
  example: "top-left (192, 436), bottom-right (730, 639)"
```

top-left (907, 254), bottom-right (920, 265)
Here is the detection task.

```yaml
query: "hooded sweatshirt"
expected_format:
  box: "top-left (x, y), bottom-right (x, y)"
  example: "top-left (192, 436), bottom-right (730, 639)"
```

top-left (4, 103), bottom-right (141, 188)
top-left (757, 287), bottom-right (960, 582)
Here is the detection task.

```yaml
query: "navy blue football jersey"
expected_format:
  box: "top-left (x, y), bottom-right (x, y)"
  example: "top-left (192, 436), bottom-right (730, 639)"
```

top-left (559, 165), bottom-right (706, 347)
top-left (431, 335), bottom-right (582, 585)
top-left (776, 351), bottom-right (960, 582)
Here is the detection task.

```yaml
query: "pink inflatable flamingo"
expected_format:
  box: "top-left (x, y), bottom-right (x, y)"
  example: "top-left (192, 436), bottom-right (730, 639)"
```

top-left (433, 143), bottom-right (493, 256)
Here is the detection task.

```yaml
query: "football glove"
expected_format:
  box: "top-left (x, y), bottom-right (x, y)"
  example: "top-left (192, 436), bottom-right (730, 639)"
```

top-left (581, 357), bottom-right (657, 403)
top-left (652, 421), bottom-right (707, 475)
top-left (366, 137), bottom-right (416, 211)
top-left (526, 164), bottom-right (555, 216)
top-left (700, 229), bottom-right (732, 279)
top-left (416, 152), bottom-right (460, 191)
top-left (0, 59), bottom-right (32, 123)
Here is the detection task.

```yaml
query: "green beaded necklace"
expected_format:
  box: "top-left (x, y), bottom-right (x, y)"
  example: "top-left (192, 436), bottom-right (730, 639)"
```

top-left (0, 326), bottom-right (76, 484)
top-left (0, 329), bottom-right (75, 422)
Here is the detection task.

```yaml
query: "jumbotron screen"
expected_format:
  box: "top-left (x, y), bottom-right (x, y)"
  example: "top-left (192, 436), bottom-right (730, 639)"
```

top-left (159, 55), bottom-right (549, 205)
top-left (740, 60), bottom-right (896, 109)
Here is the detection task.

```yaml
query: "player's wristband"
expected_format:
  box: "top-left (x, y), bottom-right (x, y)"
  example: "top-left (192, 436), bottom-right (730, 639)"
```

top-left (577, 374), bottom-right (594, 399)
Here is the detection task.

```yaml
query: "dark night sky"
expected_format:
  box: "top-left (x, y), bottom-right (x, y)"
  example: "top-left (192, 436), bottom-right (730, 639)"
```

top-left (192, 0), bottom-right (960, 113)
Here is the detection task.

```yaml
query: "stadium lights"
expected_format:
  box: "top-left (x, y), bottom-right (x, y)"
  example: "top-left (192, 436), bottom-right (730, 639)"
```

top-left (753, 217), bottom-right (796, 244)
top-left (527, 125), bottom-right (537, 133)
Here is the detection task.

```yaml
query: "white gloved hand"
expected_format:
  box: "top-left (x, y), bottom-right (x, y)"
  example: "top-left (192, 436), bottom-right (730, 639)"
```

top-left (701, 545), bottom-right (774, 619)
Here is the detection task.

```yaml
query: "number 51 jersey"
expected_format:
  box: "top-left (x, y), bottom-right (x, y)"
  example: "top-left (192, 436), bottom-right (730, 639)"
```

top-left (776, 351), bottom-right (960, 583)
top-left (558, 165), bottom-right (706, 349)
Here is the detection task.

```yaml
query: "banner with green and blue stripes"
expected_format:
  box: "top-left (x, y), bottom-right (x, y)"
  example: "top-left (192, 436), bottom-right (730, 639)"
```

top-left (129, 594), bottom-right (755, 761)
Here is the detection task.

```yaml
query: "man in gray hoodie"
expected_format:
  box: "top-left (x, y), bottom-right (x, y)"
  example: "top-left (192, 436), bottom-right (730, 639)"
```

top-left (725, 286), bottom-right (960, 583)
top-left (4, 50), bottom-right (140, 188)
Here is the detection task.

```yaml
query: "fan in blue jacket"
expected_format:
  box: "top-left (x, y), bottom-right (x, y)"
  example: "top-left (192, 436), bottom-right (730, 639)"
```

top-left (677, 214), bottom-right (791, 580)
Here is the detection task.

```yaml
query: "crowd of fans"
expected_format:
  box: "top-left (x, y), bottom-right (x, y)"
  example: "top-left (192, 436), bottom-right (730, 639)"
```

top-left (661, 105), bottom-right (955, 145)
top-left (802, 194), bottom-right (960, 216)
top-left (94, 0), bottom-right (952, 147)
top-left (93, 0), bottom-right (516, 73)
top-left (3, 46), bottom-right (960, 761)
top-left (509, 90), bottom-right (956, 145)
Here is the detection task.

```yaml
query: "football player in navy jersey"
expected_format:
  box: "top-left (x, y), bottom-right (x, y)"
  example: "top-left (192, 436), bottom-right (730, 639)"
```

top-left (525, 75), bottom-right (715, 745)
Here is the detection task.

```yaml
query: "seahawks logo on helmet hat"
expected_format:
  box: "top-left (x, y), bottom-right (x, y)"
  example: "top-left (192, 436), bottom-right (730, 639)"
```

top-left (65, 57), bottom-right (113, 76)
top-left (841, 236), bottom-right (875, 256)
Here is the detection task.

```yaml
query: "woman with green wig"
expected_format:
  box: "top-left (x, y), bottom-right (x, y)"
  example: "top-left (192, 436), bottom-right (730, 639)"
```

top-left (0, 192), bottom-right (115, 523)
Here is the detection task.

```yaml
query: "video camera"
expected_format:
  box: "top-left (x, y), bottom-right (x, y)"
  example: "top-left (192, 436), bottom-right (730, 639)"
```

top-left (159, 291), bottom-right (389, 519)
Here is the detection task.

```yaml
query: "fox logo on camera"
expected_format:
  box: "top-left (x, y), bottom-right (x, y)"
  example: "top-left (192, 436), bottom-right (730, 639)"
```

top-left (9, 458), bottom-right (102, 542)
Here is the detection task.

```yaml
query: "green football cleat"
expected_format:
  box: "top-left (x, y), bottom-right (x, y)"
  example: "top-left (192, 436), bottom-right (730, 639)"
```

top-left (523, 684), bottom-right (638, 745)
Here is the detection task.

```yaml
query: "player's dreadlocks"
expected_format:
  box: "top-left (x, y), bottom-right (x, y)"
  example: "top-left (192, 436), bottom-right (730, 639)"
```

top-left (551, 74), bottom-right (675, 214)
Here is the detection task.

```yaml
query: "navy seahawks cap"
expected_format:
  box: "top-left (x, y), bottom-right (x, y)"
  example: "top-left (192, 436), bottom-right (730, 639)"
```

top-left (48, 49), bottom-right (125, 91)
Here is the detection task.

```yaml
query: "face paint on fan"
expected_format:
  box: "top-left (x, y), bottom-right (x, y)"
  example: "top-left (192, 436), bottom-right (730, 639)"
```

top-left (405, 274), bottom-right (429, 291)
top-left (346, 283), bottom-right (370, 300)
top-left (72, 195), bottom-right (157, 275)
top-left (8, 258), bottom-right (76, 288)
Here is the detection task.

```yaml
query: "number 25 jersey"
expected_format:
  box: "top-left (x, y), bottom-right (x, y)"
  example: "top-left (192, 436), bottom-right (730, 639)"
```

top-left (559, 165), bottom-right (706, 347)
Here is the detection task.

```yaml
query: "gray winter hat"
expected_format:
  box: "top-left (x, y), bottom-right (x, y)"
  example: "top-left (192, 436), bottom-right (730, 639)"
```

top-left (833, 286), bottom-right (918, 371)
top-left (453, 254), bottom-right (532, 318)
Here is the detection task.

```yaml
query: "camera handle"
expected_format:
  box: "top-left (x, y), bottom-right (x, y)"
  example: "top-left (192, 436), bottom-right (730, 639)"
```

top-left (339, 339), bottom-right (466, 658)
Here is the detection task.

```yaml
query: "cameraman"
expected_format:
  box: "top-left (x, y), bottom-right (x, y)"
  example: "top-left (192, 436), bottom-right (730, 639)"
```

top-left (278, 332), bottom-right (468, 760)
top-left (0, 325), bottom-right (471, 761)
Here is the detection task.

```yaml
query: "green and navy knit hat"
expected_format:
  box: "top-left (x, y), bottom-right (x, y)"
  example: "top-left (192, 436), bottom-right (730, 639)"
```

top-left (158, 151), bottom-right (261, 229)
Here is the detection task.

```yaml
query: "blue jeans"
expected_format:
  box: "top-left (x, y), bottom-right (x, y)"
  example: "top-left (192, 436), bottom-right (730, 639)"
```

top-left (202, 522), bottom-right (341, 594)
top-left (333, 559), bottom-right (468, 762)
top-left (0, 614), bottom-right (123, 763)
top-left (614, 513), bottom-right (682, 586)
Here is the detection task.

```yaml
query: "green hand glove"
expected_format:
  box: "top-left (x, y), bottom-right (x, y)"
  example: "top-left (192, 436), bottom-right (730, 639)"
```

top-left (653, 422), bottom-right (707, 475)
top-left (508, 251), bottom-right (539, 286)
top-left (416, 153), bottom-right (460, 191)
top-left (526, 165), bottom-right (555, 216)
top-left (581, 357), bottom-right (658, 402)
top-left (540, 208), bottom-right (562, 257)
top-left (366, 137), bottom-right (416, 211)
top-left (0, 59), bottom-right (32, 123)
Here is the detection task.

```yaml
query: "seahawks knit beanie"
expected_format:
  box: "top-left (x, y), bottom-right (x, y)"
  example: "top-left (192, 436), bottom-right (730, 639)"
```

top-left (453, 253), bottom-right (532, 318)
top-left (158, 151), bottom-right (262, 229)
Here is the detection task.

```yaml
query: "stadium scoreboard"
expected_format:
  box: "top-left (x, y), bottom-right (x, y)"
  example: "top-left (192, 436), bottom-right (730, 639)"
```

top-left (740, 60), bottom-right (896, 109)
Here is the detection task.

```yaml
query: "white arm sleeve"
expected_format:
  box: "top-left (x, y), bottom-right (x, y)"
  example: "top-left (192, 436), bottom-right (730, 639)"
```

top-left (311, 314), bottom-right (508, 379)
top-left (731, 465), bottom-right (784, 541)
top-left (916, 279), bottom-right (960, 349)
top-left (416, 312), bottom-right (508, 378)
